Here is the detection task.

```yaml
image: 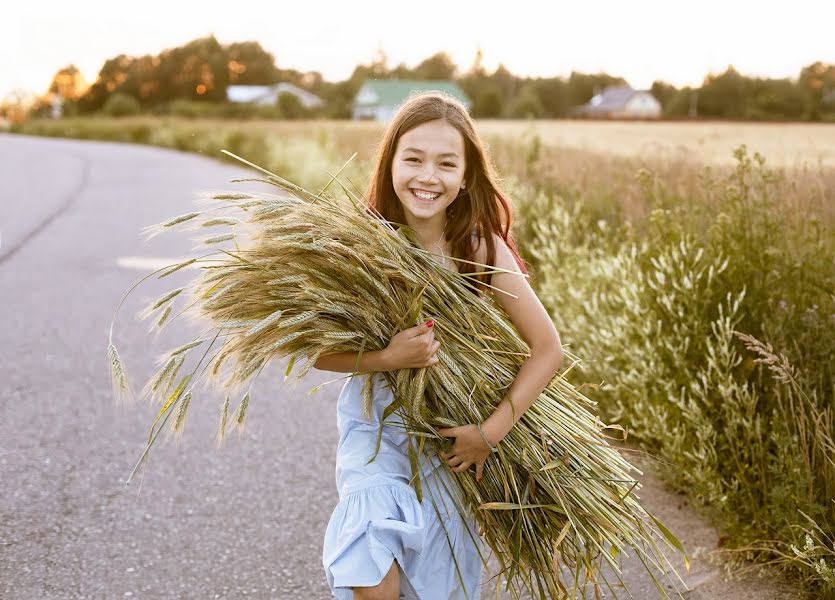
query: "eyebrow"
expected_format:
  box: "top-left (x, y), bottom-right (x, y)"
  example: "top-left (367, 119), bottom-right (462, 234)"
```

top-left (402, 147), bottom-right (460, 158)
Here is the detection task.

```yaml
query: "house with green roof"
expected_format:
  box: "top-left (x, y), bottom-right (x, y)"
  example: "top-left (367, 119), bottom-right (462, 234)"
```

top-left (352, 80), bottom-right (471, 122)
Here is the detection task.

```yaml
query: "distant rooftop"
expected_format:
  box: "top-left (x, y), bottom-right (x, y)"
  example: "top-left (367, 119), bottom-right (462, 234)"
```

top-left (356, 79), bottom-right (470, 107)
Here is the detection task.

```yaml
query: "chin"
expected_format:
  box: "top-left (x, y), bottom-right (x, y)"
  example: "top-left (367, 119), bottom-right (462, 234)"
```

top-left (406, 207), bottom-right (443, 221)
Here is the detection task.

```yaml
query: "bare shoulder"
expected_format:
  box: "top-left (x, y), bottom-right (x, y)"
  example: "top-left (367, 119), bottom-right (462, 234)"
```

top-left (472, 231), bottom-right (522, 273)
top-left (473, 232), bottom-right (561, 353)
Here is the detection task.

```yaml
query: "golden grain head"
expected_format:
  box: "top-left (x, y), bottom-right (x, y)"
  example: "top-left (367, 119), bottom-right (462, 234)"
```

top-left (107, 341), bottom-right (135, 407)
top-left (123, 167), bottom-right (688, 598)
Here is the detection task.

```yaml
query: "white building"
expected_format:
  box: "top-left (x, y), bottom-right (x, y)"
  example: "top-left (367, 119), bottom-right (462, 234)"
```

top-left (574, 85), bottom-right (662, 119)
top-left (226, 82), bottom-right (323, 109)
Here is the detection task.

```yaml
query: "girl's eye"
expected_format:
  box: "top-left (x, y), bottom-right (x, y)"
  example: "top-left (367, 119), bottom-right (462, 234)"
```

top-left (405, 157), bottom-right (456, 168)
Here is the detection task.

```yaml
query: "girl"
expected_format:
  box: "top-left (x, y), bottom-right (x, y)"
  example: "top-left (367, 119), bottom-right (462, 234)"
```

top-left (315, 92), bottom-right (564, 600)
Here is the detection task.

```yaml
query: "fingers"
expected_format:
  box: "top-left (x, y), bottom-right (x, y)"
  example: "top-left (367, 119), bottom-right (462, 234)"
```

top-left (409, 320), bottom-right (434, 338)
top-left (453, 461), bottom-right (473, 473)
top-left (476, 462), bottom-right (484, 483)
top-left (424, 339), bottom-right (440, 365)
top-left (447, 455), bottom-right (464, 467)
top-left (417, 331), bottom-right (439, 366)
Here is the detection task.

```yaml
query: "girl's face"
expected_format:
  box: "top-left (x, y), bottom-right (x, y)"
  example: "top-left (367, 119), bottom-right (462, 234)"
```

top-left (391, 119), bottom-right (466, 226)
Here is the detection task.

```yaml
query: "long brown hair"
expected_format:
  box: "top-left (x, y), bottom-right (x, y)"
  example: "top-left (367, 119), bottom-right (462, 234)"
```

top-left (365, 91), bottom-right (528, 293)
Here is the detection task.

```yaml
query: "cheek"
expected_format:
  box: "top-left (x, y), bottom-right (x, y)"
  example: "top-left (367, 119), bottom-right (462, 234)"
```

top-left (445, 174), bottom-right (464, 192)
top-left (390, 167), bottom-right (408, 188)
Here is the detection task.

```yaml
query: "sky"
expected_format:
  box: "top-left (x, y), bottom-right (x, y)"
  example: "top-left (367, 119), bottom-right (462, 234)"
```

top-left (2, 0), bottom-right (834, 100)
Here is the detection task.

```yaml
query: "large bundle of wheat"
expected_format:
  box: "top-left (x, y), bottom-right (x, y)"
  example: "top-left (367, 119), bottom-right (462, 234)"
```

top-left (108, 152), bottom-right (687, 598)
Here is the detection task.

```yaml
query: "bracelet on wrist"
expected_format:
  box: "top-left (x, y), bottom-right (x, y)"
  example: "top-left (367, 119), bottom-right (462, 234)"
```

top-left (477, 422), bottom-right (499, 453)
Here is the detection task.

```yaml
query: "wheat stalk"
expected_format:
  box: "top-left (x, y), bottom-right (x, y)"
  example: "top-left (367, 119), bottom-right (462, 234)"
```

top-left (109, 151), bottom-right (689, 599)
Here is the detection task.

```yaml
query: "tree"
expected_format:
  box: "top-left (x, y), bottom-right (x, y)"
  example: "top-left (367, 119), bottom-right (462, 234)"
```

top-left (0, 88), bottom-right (38, 123)
top-left (489, 63), bottom-right (518, 102)
top-left (227, 41), bottom-right (280, 85)
top-left (506, 83), bottom-right (545, 119)
top-left (157, 35), bottom-right (229, 102)
top-left (467, 47), bottom-right (486, 78)
top-left (747, 78), bottom-right (807, 120)
top-left (47, 65), bottom-right (88, 101)
top-left (698, 66), bottom-right (749, 118)
top-left (664, 87), bottom-right (696, 117)
top-left (121, 55), bottom-right (161, 106)
top-left (532, 77), bottom-right (568, 118)
top-left (413, 52), bottom-right (457, 80)
top-left (472, 85), bottom-right (503, 118)
top-left (77, 54), bottom-right (133, 113)
top-left (389, 62), bottom-right (413, 79)
top-left (367, 46), bottom-right (390, 79)
top-left (101, 92), bottom-right (141, 117)
top-left (650, 80), bottom-right (678, 111)
top-left (566, 71), bottom-right (627, 108)
top-left (799, 62), bottom-right (835, 121)
top-left (276, 92), bottom-right (308, 119)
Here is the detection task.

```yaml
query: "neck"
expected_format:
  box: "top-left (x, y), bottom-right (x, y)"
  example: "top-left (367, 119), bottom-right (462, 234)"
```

top-left (405, 214), bottom-right (447, 251)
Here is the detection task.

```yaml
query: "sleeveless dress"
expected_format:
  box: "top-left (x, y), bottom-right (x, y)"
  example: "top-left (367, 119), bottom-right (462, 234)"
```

top-left (322, 371), bottom-right (484, 599)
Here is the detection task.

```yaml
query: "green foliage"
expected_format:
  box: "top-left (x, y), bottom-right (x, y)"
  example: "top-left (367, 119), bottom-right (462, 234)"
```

top-left (699, 66), bottom-right (749, 118)
top-left (505, 84), bottom-right (545, 119)
top-left (472, 85), bottom-right (503, 118)
top-left (514, 145), bottom-right (835, 595)
top-left (164, 99), bottom-right (280, 120)
top-left (101, 93), bottom-right (141, 117)
top-left (800, 62), bottom-right (835, 121)
top-left (226, 41), bottom-right (280, 85)
top-left (276, 92), bottom-right (308, 119)
top-left (650, 80), bottom-right (677, 108)
top-left (50, 30), bottom-right (835, 122)
top-left (167, 99), bottom-right (218, 118)
top-left (15, 116), bottom-right (835, 592)
top-left (663, 87), bottom-right (696, 117)
top-left (411, 51), bottom-right (457, 80)
top-left (566, 71), bottom-right (628, 106)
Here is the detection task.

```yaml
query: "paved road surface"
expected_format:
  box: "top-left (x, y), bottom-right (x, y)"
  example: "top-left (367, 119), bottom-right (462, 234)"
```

top-left (0, 134), bottom-right (803, 599)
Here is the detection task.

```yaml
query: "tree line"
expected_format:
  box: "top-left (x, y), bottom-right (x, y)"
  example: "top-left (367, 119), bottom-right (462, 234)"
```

top-left (23, 35), bottom-right (835, 121)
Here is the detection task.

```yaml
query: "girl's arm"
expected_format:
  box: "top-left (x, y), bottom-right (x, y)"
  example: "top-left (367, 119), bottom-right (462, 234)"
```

top-left (476, 233), bottom-right (564, 446)
top-left (313, 350), bottom-right (391, 373)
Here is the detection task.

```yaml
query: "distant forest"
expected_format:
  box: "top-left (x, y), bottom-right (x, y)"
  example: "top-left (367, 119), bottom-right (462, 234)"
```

top-left (31, 35), bottom-right (835, 121)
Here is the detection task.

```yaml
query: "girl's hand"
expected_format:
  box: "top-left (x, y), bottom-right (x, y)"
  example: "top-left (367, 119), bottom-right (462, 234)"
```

top-left (381, 320), bottom-right (440, 369)
top-left (437, 424), bottom-right (493, 483)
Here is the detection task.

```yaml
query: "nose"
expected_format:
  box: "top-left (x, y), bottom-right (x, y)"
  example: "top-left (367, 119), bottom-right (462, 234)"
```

top-left (417, 164), bottom-right (437, 183)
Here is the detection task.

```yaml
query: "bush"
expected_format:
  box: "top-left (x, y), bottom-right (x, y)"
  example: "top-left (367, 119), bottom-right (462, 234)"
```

top-left (160, 99), bottom-right (281, 120)
top-left (101, 93), bottom-right (141, 117)
top-left (276, 92), bottom-right (310, 119)
top-left (168, 99), bottom-right (219, 119)
top-left (505, 86), bottom-right (545, 119)
top-left (514, 146), bottom-right (835, 595)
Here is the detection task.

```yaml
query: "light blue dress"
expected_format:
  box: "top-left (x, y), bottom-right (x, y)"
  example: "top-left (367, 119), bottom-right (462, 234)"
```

top-left (323, 371), bottom-right (484, 599)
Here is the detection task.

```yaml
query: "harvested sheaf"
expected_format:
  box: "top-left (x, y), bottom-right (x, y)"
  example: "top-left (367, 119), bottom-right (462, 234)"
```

top-left (108, 151), bottom-right (688, 599)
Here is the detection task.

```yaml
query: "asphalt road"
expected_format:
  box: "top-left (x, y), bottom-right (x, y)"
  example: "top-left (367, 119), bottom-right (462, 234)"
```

top-left (0, 133), bottom-right (803, 599)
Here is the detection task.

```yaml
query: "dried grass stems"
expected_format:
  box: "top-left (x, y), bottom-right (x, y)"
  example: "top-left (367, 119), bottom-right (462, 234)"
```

top-left (108, 151), bottom-right (688, 599)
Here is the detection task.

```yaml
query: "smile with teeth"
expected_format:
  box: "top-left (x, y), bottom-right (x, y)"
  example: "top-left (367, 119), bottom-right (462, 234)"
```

top-left (411, 189), bottom-right (441, 201)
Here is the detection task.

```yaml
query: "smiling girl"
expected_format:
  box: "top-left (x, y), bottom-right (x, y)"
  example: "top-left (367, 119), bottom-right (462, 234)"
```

top-left (316, 92), bottom-right (563, 600)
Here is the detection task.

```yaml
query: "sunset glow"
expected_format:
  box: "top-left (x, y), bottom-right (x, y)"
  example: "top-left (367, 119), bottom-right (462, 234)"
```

top-left (2, 1), bottom-right (834, 100)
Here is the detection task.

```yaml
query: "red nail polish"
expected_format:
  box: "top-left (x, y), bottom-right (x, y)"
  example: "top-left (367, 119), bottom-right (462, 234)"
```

top-left (426, 320), bottom-right (433, 327)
